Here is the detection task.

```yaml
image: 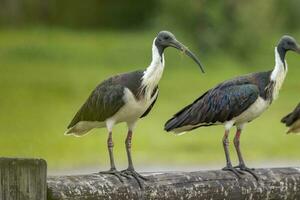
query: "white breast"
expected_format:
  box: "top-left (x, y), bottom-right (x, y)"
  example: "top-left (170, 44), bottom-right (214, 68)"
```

top-left (108, 88), bottom-right (158, 124)
top-left (233, 97), bottom-right (270, 124)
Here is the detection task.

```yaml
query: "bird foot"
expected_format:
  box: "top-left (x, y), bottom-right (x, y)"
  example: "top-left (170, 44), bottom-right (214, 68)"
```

top-left (234, 164), bottom-right (259, 181)
top-left (98, 169), bottom-right (126, 182)
top-left (222, 165), bottom-right (244, 178)
top-left (234, 164), bottom-right (255, 171)
top-left (121, 168), bottom-right (148, 189)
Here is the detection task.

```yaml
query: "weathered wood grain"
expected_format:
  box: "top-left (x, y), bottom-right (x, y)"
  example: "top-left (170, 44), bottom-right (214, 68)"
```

top-left (0, 157), bottom-right (47, 200)
top-left (47, 167), bottom-right (300, 200)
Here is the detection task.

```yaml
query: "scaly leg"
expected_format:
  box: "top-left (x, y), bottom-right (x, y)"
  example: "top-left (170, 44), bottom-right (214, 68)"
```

top-left (233, 128), bottom-right (259, 180)
top-left (121, 129), bottom-right (147, 188)
top-left (222, 129), bottom-right (244, 178)
top-left (99, 131), bottom-right (128, 181)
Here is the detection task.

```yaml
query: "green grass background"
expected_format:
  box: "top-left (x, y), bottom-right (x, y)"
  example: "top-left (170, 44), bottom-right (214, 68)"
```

top-left (0, 29), bottom-right (299, 170)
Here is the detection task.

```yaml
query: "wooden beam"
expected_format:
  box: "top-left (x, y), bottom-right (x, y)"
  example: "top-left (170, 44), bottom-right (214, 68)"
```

top-left (47, 167), bottom-right (300, 200)
top-left (0, 157), bottom-right (47, 200)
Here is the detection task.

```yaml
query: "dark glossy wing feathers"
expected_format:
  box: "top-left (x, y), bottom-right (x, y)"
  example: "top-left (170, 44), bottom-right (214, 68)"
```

top-left (67, 70), bottom-right (144, 128)
top-left (68, 82), bottom-right (125, 128)
top-left (165, 83), bottom-right (259, 131)
top-left (281, 103), bottom-right (300, 126)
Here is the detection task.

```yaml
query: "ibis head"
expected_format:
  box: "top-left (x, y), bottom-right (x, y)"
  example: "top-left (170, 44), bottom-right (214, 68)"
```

top-left (155, 31), bottom-right (205, 73)
top-left (278, 35), bottom-right (300, 54)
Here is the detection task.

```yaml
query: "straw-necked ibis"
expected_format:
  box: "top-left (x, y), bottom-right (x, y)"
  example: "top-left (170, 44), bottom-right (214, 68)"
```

top-left (165, 35), bottom-right (300, 179)
top-left (65, 31), bottom-right (204, 186)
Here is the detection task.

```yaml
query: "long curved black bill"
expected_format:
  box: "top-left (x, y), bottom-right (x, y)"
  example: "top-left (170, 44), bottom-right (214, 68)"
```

top-left (170, 39), bottom-right (205, 73)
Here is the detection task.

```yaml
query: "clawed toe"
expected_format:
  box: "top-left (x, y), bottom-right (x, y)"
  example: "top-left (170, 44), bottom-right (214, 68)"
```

top-left (242, 168), bottom-right (259, 181)
top-left (234, 165), bottom-right (259, 181)
top-left (119, 172), bottom-right (131, 179)
top-left (98, 169), bottom-right (124, 182)
top-left (121, 169), bottom-right (148, 188)
top-left (234, 165), bottom-right (255, 171)
top-left (222, 165), bottom-right (244, 178)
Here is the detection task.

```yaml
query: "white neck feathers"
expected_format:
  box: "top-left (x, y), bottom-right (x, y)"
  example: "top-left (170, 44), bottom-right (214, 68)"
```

top-left (141, 38), bottom-right (165, 99)
top-left (270, 47), bottom-right (288, 100)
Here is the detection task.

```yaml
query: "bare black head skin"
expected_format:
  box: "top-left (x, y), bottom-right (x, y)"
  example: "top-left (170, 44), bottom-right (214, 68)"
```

top-left (155, 31), bottom-right (205, 73)
top-left (277, 35), bottom-right (300, 63)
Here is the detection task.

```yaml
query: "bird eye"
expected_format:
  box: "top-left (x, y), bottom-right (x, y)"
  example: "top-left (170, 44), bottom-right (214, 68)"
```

top-left (164, 36), bottom-right (170, 40)
top-left (287, 41), bottom-right (293, 46)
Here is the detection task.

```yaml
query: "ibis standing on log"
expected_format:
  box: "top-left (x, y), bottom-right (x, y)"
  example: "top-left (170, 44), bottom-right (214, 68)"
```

top-left (65, 31), bottom-right (204, 185)
top-left (281, 103), bottom-right (300, 134)
top-left (165, 35), bottom-right (300, 179)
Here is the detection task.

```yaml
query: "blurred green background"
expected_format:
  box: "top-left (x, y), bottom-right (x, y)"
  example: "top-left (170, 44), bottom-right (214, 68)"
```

top-left (0, 0), bottom-right (299, 172)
